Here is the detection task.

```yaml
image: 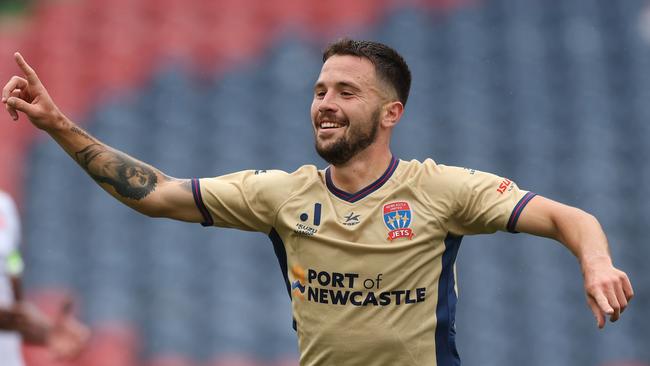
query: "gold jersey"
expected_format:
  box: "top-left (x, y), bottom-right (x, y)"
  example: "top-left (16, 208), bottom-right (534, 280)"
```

top-left (194, 158), bottom-right (535, 366)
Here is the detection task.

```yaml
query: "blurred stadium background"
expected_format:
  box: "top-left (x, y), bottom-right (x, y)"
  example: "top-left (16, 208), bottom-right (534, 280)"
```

top-left (0, 0), bottom-right (648, 365)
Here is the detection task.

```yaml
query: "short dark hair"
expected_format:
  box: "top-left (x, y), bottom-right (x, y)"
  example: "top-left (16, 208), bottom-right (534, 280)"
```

top-left (323, 38), bottom-right (412, 106)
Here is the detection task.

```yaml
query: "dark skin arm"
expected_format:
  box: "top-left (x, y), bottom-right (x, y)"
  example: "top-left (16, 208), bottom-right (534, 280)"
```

top-left (0, 276), bottom-right (53, 344)
top-left (0, 275), bottom-right (90, 358)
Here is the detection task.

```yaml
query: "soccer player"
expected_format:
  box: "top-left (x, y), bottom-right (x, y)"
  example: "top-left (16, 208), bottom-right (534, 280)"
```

top-left (0, 190), bottom-right (89, 365)
top-left (2, 39), bottom-right (633, 365)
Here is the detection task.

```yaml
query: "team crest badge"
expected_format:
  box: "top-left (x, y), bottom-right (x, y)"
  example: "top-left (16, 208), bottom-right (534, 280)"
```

top-left (383, 201), bottom-right (415, 241)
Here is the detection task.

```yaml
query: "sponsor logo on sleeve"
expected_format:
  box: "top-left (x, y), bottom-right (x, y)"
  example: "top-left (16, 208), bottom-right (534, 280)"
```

top-left (497, 178), bottom-right (512, 194)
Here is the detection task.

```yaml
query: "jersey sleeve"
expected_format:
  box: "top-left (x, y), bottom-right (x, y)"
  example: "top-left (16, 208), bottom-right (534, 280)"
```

top-left (430, 164), bottom-right (536, 235)
top-left (192, 169), bottom-right (303, 233)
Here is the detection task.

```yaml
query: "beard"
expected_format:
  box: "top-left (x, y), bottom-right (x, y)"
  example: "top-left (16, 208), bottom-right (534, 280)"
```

top-left (315, 108), bottom-right (380, 166)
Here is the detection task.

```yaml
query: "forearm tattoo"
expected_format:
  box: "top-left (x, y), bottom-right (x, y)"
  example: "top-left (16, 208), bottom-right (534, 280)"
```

top-left (75, 144), bottom-right (158, 200)
top-left (70, 126), bottom-right (96, 143)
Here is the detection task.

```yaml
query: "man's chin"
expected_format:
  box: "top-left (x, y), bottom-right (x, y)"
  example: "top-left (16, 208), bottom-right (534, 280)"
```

top-left (315, 138), bottom-right (341, 153)
top-left (316, 147), bottom-right (352, 166)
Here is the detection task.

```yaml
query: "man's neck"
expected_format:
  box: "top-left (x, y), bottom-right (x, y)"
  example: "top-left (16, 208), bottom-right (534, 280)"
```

top-left (328, 149), bottom-right (394, 193)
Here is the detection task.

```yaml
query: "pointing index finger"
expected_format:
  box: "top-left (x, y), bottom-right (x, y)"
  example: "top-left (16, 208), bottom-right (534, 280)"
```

top-left (14, 52), bottom-right (41, 86)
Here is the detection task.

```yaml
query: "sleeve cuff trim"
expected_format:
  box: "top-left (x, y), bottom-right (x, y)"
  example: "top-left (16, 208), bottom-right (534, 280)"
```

top-left (191, 178), bottom-right (214, 227)
top-left (507, 192), bottom-right (537, 233)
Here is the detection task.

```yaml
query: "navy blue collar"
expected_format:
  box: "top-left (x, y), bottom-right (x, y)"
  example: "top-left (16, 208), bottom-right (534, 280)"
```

top-left (325, 157), bottom-right (399, 203)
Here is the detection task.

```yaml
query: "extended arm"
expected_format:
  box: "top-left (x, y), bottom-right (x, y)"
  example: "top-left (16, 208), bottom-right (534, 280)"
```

top-left (515, 195), bottom-right (633, 329)
top-left (2, 53), bottom-right (202, 222)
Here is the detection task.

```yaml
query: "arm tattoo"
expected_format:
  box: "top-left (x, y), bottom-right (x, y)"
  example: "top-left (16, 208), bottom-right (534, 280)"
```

top-left (75, 144), bottom-right (158, 200)
top-left (70, 126), bottom-right (97, 143)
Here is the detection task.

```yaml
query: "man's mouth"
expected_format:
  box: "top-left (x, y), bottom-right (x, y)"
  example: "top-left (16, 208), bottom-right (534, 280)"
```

top-left (319, 120), bottom-right (346, 129)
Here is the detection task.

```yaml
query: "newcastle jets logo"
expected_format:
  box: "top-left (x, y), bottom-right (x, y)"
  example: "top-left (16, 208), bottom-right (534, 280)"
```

top-left (383, 201), bottom-right (415, 241)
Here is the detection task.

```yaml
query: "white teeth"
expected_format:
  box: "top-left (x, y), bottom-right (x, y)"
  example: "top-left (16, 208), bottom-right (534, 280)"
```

top-left (320, 121), bottom-right (343, 129)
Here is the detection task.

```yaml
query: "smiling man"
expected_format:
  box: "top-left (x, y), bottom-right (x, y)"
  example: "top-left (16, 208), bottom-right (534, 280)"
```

top-left (2, 39), bottom-right (633, 366)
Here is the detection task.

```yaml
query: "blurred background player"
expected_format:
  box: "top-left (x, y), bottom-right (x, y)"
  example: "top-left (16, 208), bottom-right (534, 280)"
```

top-left (0, 189), bottom-right (89, 366)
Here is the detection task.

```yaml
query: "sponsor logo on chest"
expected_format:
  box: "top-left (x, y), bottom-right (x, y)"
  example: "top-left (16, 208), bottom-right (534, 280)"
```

top-left (289, 264), bottom-right (427, 306)
top-left (294, 203), bottom-right (322, 236)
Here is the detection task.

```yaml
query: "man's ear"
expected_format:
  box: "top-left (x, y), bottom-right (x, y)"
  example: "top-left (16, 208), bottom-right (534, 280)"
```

top-left (381, 101), bottom-right (404, 128)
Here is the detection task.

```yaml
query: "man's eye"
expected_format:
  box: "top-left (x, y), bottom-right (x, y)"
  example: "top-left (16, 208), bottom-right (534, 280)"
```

top-left (315, 91), bottom-right (326, 98)
top-left (341, 91), bottom-right (353, 96)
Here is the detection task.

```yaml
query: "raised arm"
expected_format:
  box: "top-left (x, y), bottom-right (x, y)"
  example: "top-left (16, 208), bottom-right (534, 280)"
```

top-left (2, 53), bottom-right (202, 222)
top-left (515, 195), bottom-right (634, 329)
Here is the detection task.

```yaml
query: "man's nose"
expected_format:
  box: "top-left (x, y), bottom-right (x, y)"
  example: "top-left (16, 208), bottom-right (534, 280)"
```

top-left (317, 93), bottom-right (338, 113)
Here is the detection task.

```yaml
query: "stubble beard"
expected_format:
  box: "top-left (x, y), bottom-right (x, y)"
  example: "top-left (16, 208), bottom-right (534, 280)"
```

top-left (315, 108), bottom-right (380, 166)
